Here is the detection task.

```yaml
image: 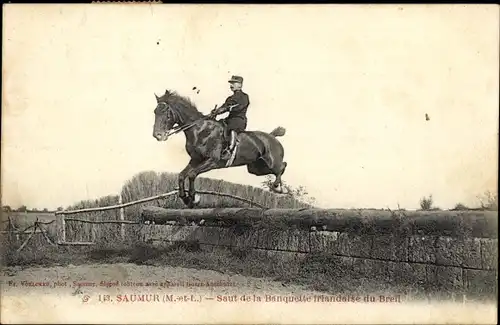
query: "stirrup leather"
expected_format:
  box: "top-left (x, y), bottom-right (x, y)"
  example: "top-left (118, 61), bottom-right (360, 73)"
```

top-left (224, 131), bottom-right (239, 167)
top-left (229, 131), bottom-right (237, 150)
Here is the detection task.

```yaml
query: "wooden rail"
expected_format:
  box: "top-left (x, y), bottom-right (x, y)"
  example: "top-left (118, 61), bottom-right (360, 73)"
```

top-left (54, 191), bottom-right (178, 215)
top-left (51, 189), bottom-right (268, 244)
top-left (57, 241), bottom-right (94, 246)
top-left (65, 218), bottom-right (139, 224)
top-left (54, 189), bottom-right (266, 216)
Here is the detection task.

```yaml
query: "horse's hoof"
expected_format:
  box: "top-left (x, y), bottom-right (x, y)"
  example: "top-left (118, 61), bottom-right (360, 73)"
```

top-left (186, 193), bottom-right (200, 208)
top-left (271, 184), bottom-right (283, 194)
top-left (178, 189), bottom-right (189, 199)
top-left (181, 196), bottom-right (192, 207)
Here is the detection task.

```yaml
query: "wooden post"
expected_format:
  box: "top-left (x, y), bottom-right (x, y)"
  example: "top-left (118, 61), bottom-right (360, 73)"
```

top-left (16, 226), bottom-right (36, 253)
top-left (56, 212), bottom-right (66, 244)
top-left (119, 194), bottom-right (125, 241)
top-left (7, 217), bottom-right (14, 242)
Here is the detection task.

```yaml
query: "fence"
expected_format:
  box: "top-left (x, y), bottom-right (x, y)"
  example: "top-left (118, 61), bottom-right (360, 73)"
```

top-left (1, 217), bottom-right (57, 252)
top-left (54, 189), bottom-right (266, 245)
top-left (4, 190), bottom-right (498, 294)
top-left (136, 206), bottom-right (498, 294)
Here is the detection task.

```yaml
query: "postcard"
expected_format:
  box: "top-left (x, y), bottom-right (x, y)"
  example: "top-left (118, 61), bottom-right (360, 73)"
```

top-left (1, 3), bottom-right (498, 324)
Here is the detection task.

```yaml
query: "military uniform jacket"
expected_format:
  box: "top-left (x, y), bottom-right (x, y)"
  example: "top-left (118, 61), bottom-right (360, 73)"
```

top-left (220, 90), bottom-right (250, 121)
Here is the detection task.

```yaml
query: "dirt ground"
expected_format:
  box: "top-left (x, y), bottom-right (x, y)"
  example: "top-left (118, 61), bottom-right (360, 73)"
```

top-left (1, 263), bottom-right (497, 324)
top-left (1, 262), bottom-right (320, 297)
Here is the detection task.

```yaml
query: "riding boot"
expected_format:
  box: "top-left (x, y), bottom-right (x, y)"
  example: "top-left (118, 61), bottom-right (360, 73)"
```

top-left (220, 129), bottom-right (233, 160)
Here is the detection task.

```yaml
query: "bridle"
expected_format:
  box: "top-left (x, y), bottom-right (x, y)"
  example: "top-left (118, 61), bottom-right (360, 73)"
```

top-left (157, 101), bottom-right (239, 138)
top-left (156, 101), bottom-right (205, 137)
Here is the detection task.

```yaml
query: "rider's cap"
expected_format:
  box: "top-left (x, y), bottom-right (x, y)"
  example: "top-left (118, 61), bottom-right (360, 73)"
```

top-left (228, 75), bottom-right (243, 83)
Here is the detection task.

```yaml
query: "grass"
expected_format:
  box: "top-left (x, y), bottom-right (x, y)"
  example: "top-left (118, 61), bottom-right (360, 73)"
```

top-left (2, 238), bottom-right (496, 303)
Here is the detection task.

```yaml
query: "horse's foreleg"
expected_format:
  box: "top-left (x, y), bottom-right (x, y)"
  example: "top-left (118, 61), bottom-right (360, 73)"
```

top-left (186, 176), bottom-right (200, 208)
top-left (186, 158), bottom-right (219, 204)
top-left (178, 160), bottom-right (195, 205)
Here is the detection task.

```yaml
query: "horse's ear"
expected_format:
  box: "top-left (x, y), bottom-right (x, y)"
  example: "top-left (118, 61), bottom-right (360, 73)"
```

top-left (154, 93), bottom-right (159, 101)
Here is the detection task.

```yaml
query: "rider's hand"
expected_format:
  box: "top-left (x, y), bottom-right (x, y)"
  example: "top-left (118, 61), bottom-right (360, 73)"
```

top-left (209, 109), bottom-right (218, 118)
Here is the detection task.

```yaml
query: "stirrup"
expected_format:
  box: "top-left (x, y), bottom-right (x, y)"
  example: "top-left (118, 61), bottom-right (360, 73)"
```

top-left (221, 149), bottom-right (232, 160)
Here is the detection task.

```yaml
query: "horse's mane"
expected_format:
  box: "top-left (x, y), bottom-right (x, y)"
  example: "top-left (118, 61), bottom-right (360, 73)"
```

top-left (163, 89), bottom-right (204, 120)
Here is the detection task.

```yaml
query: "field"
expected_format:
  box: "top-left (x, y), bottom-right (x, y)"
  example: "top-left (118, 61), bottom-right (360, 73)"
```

top-left (2, 212), bottom-right (56, 229)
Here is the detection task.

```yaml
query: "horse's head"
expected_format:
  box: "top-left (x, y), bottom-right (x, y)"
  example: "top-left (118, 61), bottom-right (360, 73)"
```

top-left (152, 90), bottom-right (178, 141)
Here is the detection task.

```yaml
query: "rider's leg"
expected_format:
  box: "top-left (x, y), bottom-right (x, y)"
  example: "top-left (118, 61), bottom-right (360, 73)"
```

top-left (223, 122), bottom-right (230, 140)
top-left (220, 122), bottom-right (233, 160)
top-left (221, 119), bottom-right (244, 160)
top-left (229, 130), bottom-right (237, 150)
top-left (227, 120), bottom-right (246, 154)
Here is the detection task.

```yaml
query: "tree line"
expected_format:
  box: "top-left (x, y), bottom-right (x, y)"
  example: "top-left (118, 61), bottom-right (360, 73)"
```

top-left (2, 205), bottom-right (64, 213)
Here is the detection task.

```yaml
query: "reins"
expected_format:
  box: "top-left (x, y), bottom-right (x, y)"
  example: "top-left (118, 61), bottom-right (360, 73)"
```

top-left (165, 103), bottom-right (239, 137)
top-left (165, 119), bottom-right (203, 136)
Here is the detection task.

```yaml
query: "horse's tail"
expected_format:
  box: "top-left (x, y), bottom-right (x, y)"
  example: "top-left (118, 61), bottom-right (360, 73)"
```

top-left (270, 126), bottom-right (286, 137)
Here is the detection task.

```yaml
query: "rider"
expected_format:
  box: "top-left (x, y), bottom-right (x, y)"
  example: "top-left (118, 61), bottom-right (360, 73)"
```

top-left (210, 75), bottom-right (250, 160)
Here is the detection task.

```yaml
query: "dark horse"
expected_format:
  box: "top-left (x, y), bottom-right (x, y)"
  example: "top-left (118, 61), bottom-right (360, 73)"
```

top-left (152, 89), bottom-right (288, 208)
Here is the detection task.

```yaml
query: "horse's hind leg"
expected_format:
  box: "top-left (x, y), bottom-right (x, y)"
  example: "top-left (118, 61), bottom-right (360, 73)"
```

top-left (247, 159), bottom-right (272, 176)
top-left (260, 154), bottom-right (287, 193)
top-left (272, 161), bottom-right (287, 193)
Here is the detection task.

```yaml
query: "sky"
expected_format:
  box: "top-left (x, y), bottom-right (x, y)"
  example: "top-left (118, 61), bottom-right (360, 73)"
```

top-left (2, 4), bottom-right (499, 210)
